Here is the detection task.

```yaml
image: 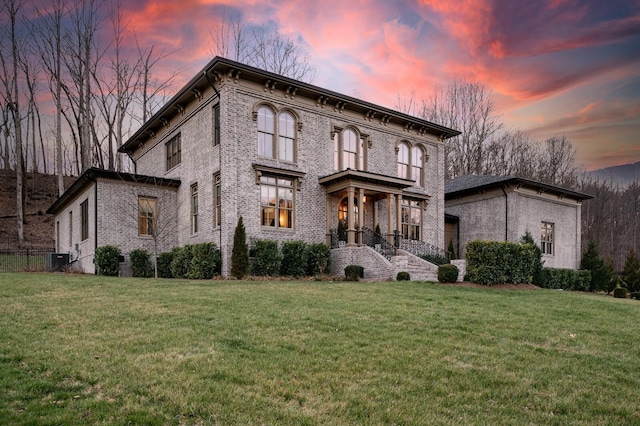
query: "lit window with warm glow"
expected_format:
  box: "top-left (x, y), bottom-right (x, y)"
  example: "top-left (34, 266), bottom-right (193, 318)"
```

top-left (138, 197), bottom-right (157, 236)
top-left (260, 176), bottom-right (293, 229)
top-left (401, 199), bottom-right (421, 240)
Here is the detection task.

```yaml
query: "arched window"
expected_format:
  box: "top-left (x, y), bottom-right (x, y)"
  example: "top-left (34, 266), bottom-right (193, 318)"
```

top-left (334, 127), bottom-right (367, 171)
top-left (397, 142), bottom-right (425, 186)
top-left (397, 143), bottom-right (409, 178)
top-left (411, 146), bottom-right (423, 184)
top-left (338, 197), bottom-right (359, 228)
top-left (256, 105), bottom-right (297, 162)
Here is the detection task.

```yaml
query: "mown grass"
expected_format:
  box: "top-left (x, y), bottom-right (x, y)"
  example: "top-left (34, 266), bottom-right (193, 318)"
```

top-left (0, 273), bottom-right (638, 425)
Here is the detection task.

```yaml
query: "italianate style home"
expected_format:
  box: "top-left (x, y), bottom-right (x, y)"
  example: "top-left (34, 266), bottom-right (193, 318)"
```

top-left (48, 57), bottom-right (460, 279)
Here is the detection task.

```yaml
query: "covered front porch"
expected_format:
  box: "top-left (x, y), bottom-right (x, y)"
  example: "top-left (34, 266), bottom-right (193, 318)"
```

top-left (318, 169), bottom-right (449, 263)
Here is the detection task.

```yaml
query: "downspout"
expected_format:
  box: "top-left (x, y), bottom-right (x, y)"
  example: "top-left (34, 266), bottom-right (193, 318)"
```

top-left (501, 185), bottom-right (508, 241)
top-left (89, 176), bottom-right (98, 274)
top-left (203, 69), bottom-right (223, 269)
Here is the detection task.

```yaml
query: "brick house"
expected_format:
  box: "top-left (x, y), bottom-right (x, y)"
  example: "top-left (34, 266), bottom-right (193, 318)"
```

top-left (47, 57), bottom-right (460, 278)
top-left (444, 175), bottom-right (593, 270)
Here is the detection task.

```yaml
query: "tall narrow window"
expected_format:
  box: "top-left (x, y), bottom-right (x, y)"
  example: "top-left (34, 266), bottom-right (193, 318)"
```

top-left (166, 134), bottom-right (181, 170)
top-left (213, 104), bottom-right (220, 146)
top-left (257, 106), bottom-right (275, 158)
top-left (334, 127), bottom-right (366, 171)
top-left (139, 197), bottom-right (157, 236)
top-left (260, 176), bottom-right (293, 229)
top-left (401, 199), bottom-right (421, 240)
top-left (343, 129), bottom-right (357, 169)
top-left (68, 211), bottom-right (73, 248)
top-left (338, 197), bottom-right (359, 228)
top-left (80, 199), bottom-right (89, 241)
top-left (397, 143), bottom-right (409, 178)
top-left (191, 183), bottom-right (199, 234)
top-left (541, 222), bottom-right (554, 255)
top-left (278, 111), bottom-right (295, 162)
top-left (56, 221), bottom-right (60, 252)
top-left (397, 142), bottom-right (425, 186)
top-left (213, 173), bottom-right (221, 228)
top-left (411, 146), bottom-right (423, 184)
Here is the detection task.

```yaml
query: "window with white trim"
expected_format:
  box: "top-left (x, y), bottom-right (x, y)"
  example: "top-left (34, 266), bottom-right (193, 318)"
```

top-left (260, 176), bottom-right (293, 229)
top-left (541, 222), bottom-right (554, 255)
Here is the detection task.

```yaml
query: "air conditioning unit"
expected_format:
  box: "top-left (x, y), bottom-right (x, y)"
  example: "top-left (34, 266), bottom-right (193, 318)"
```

top-left (45, 253), bottom-right (70, 272)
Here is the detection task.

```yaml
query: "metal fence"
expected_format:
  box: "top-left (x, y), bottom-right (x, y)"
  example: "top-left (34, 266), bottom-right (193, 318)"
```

top-left (0, 248), bottom-right (56, 273)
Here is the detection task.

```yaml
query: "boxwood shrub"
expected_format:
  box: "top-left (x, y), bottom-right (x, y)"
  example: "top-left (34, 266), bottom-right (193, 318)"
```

top-left (438, 264), bottom-right (459, 283)
top-left (306, 243), bottom-right (331, 276)
top-left (169, 244), bottom-right (221, 279)
top-left (396, 271), bottom-right (410, 281)
top-left (157, 251), bottom-right (174, 278)
top-left (539, 268), bottom-right (591, 291)
top-left (251, 240), bottom-right (281, 276)
top-left (466, 240), bottom-right (538, 285)
top-left (130, 248), bottom-right (153, 278)
top-left (95, 245), bottom-right (121, 276)
top-left (344, 265), bottom-right (364, 281)
top-left (280, 240), bottom-right (308, 277)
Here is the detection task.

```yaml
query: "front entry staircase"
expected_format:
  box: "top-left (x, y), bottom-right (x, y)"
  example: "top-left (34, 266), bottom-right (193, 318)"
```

top-left (330, 228), bottom-right (447, 281)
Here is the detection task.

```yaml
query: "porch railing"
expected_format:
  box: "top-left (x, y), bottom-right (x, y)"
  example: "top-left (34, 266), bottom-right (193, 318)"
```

top-left (361, 227), bottom-right (397, 261)
top-left (398, 234), bottom-right (450, 265)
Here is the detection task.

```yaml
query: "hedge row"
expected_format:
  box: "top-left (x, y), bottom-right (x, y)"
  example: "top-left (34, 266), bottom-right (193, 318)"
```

top-left (251, 240), bottom-right (331, 277)
top-left (158, 243), bottom-right (222, 279)
top-left (466, 240), bottom-right (540, 285)
top-left (538, 268), bottom-right (591, 291)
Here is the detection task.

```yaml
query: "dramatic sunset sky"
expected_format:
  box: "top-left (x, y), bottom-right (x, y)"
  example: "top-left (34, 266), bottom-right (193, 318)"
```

top-left (30, 0), bottom-right (640, 170)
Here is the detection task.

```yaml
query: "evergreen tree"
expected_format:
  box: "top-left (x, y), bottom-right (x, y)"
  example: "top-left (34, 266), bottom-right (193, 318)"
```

top-left (520, 231), bottom-right (543, 285)
top-left (580, 240), bottom-right (611, 292)
top-left (231, 216), bottom-right (249, 279)
top-left (621, 247), bottom-right (640, 293)
top-left (447, 238), bottom-right (457, 260)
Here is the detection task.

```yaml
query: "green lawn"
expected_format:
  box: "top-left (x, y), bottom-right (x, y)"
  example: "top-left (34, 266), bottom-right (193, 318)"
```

top-left (1, 273), bottom-right (638, 425)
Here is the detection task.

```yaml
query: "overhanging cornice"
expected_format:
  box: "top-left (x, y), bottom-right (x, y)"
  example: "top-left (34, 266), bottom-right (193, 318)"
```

top-left (318, 169), bottom-right (415, 194)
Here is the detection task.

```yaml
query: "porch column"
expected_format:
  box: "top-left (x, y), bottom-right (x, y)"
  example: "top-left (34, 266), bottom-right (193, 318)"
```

top-left (387, 193), bottom-right (394, 242)
top-left (358, 188), bottom-right (365, 245)
top-left (347, 186), bottom-right (356, 246)
top-left (325, 196), bottom-right (332, 246)
top-left (396, 193), bottom-right (403, 247)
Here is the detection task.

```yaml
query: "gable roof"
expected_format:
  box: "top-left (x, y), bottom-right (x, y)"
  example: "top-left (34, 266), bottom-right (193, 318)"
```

top-left (445, 174), bottom-right (593, 201)
top-left (47, 168), bottom-right (181, 215)
top-left (119, 57), bottom-right (461, 155)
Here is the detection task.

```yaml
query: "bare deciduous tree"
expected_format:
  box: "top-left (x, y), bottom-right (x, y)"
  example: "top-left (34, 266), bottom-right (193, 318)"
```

top-left (32, 0), bottom-right (69, 194)
top-left (1, 0), bottom-right (26, 247)
top-left (420, 78), bottom-right (502, 179)
top-left (209, 13), bottom-right (316, 82)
